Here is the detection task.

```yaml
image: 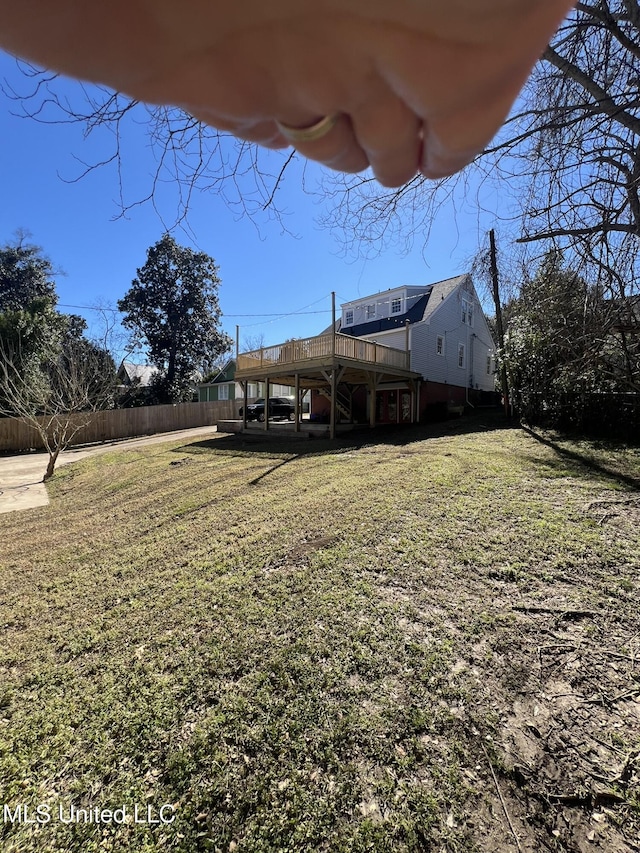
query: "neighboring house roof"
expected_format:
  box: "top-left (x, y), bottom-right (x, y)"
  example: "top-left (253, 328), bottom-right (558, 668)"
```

top-left (198, 358), bottom-right (236, 388)
top-left (117, 361), bottom-right (158, 387)
top-left (338, 274), bottom-right (470, 337)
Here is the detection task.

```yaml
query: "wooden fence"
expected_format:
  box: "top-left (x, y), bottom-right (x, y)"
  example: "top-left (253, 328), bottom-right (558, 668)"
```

top-left (0, 400), bottom-right (241, 453)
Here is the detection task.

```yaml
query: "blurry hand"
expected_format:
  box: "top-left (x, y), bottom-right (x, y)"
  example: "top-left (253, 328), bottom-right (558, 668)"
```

top-left (1, 0), bottom-right (575, 186)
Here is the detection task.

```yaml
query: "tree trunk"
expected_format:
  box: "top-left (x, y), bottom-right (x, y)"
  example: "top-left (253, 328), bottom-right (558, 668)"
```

top-left (489, 230), bottom-right (511, 418)
top-left (43, 446), bottom-right (61, 481)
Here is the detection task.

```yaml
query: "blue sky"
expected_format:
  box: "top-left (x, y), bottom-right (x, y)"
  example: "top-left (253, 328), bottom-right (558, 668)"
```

top-left (0, 51), bottom-right (502, 359)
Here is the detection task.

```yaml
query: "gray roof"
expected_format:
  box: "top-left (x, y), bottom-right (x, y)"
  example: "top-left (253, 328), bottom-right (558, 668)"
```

top-left (118, 361), bottom-right (158, 387)
top-left (328, 274), bottom-right (470, 337)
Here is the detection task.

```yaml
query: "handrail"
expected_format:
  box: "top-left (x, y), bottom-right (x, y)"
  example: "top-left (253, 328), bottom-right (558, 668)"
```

top-left (236, 332), bottom-right (409, 372)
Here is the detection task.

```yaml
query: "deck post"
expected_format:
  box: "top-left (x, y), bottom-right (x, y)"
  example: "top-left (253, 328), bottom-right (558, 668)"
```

top-left (242, 380), bottom-right (248, 430)
top-left (294, 373), bottom-right (300, 433)
top-left (368, 374), bottom-right (377, 428)
top-left (264, 376), bottom-right (269, 431)
top-left (330, 369), bottom-right (336, 440)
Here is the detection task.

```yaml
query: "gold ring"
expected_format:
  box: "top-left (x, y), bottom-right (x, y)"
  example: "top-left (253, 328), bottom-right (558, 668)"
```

top-left (275, 114), bottom-right (339, 144)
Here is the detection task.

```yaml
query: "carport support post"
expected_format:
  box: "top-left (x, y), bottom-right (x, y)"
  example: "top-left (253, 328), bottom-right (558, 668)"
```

top-left (367, 373), bottom-right (377, 428)
top-left (242, 381), bottom-right (247, 430)
top-left (294, 373), bottom-right (300, 433)
top-left (330, 369), bottom-right (337, 440)
top-left (264, 376), bottom-right (269, 431)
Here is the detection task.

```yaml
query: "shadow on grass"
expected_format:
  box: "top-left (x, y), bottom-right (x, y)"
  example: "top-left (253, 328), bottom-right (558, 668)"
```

top-left (176, 408), bottom-right (516, 462)
top-left (522, 425), bottom-right (640, 491)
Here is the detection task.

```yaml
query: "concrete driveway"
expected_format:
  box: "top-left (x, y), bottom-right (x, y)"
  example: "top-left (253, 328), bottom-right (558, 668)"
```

top-left (0, 426), bottom-right (220, 515)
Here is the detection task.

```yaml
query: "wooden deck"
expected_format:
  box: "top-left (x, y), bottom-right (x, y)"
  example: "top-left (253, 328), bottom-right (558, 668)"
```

top-left (235, 332), bottom-right (415, 383)
top-left (234, 331), bottom-right (421, 439)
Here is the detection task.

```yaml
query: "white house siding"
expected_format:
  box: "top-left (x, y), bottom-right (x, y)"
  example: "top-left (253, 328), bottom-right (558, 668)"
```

top-left (356, 328), bottom-right (409, 351)
top-left (410, 287), bottom-right (467, 383)
top-left (407, 284), bottom-right (495, 392)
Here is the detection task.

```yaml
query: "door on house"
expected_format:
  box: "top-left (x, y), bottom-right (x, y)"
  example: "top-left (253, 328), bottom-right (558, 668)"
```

top-left (376, 390), bottom-right (412, 424)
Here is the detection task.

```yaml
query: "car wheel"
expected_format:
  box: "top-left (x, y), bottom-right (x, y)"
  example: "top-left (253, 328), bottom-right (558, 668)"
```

top-left (287, 412), bottom-right (293, 421)
top-left (258, 412), bottom-right (265, 422)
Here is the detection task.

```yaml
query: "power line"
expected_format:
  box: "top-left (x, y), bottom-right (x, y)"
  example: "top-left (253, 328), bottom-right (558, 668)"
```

top-left (57, 294), bottom-right (334, 320)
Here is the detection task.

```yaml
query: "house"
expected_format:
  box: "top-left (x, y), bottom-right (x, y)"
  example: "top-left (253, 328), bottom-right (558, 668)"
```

top-left (331, 275), bottom-right (496, 421)
top-left (234, 274), bottom-right (496, 437)
top-left (198, 358), bottom-right (299, 405)
top-left (116, 361), bottom-right (158, 387)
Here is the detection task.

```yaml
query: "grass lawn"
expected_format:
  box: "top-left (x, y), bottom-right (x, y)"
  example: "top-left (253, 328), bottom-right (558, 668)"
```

top-left (0, 414), bottom-right (639, 852)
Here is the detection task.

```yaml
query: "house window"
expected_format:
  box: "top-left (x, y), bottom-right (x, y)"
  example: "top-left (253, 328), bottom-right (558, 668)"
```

top-left (218, 384), bottom-right (229, 400)
top-left (458, 343), bottom-right (465, 368)
top-left (366, 303), bottom-right (376, 319)
top-left (391, 297), bottom-right (402, 314)
top-left (462, 297), bottom-right (473, 326)
top-left (486, 355), bottom-right (492, 375)
top-left (345, 309), bottom-right (354, 325)
top-left (436, 335), bottom-right (444, 356)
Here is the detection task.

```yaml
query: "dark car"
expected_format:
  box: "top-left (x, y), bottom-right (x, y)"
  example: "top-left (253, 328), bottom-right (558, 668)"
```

top-left (239, 397), bottom-right (295, 422)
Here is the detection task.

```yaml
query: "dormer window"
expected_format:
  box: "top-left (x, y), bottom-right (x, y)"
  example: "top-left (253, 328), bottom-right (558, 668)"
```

top-left (345, 309), bottom-right (354, 325)
top-left (391, 297), bottom-right (402, 314)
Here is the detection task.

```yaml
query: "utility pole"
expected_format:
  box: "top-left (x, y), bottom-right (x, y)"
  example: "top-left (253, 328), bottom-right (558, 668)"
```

top-left (489, 229), bottom-right (510, 418)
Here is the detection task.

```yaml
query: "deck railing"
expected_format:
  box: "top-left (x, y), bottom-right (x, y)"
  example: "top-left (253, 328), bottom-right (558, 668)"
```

top-left (236, 333), bottom-right (410, 373)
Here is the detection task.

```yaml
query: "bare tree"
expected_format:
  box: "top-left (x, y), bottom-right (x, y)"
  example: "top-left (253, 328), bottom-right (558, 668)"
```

top-left (241, 332), bottom-right (267, 353)
top-left (4, 3), bottom-right (638, 286)
top-left (0, 336), bottom-right (116, 480)
top-left (320, 2), bottom-right (640, 289)
top-left (1, 63), bottom-right (299, 230)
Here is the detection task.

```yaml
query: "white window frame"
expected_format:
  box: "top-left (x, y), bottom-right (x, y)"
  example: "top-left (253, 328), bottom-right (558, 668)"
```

top-left (391, 297), bottom-right (403, 315)
top-left (344, 309), bottom-right (354, 325)
top-left (218, 383), bottom-right (229, 400)
top-left (462, 297), bottom-right (474, 326)
top-left (365, 303), bottom-right (376, 320)
top-left (458, 343), bottom-right (465, 369)
top-left (436, 335), bottom-right (444, 356)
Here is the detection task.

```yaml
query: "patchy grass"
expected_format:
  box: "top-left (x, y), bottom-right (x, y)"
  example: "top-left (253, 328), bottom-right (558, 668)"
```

top-left (0, 415), bottom-right (639, 853)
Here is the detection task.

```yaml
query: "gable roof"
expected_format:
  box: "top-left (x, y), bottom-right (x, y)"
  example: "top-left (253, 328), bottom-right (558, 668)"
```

top-left (198, 358), bottom-right (237, 388)
top-left (338, 274), bottom-right (470, 337)
top-left (421, 274), bottom-right (470, 322)
top-left (117, 361), bottom-right (158, 386)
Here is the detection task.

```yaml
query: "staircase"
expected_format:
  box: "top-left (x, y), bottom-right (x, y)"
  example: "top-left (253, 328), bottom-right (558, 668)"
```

top-left (318, 387), bottom-right (352, 421)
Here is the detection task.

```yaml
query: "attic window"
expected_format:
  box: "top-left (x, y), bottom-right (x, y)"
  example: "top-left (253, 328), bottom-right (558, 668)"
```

top-left (462, 297), bottom-right (473, 326)
top-left (345, 309), bottom-right (354, 325)
top-left (436, 335), bottom-right (444, 356)
top-left (366, 303), bottom-right (376, 319)
top-left (391, 297), bottom-right (402, 314)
